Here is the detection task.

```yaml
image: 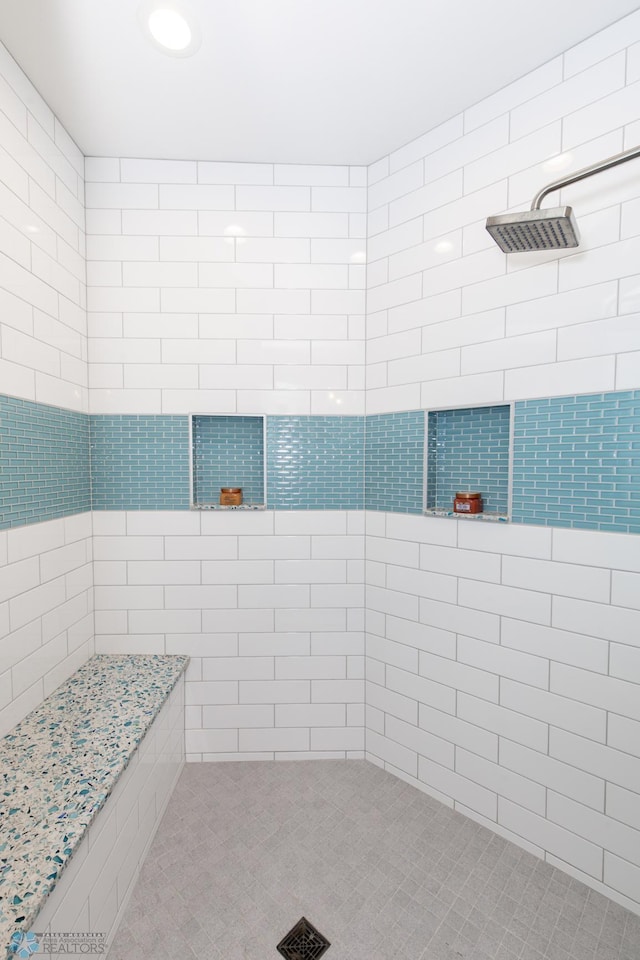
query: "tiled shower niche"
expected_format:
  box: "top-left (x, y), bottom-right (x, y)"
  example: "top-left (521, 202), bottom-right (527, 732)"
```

top-left (426, 404), bottom-right (511, 517)
top-left (190, 415), bottom-right (266, 509)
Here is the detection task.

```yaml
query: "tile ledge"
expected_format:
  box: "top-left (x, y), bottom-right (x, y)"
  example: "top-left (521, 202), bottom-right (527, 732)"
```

top-left (191, 503), bottom-right (267, 511)
top-left (423, 509), bottom-right (510, 522)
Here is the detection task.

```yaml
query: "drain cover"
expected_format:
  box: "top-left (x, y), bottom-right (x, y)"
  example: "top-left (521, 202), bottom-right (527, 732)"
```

top-left (277, 917), bottom-right (331, 959)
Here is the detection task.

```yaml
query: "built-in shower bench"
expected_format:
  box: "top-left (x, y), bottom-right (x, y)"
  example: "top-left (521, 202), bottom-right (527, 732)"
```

top-left (0, 654), bottom-right (188, 959)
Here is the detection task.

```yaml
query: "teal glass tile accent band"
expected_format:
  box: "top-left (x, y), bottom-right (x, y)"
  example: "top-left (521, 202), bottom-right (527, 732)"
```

top-left (90, 415), bottom-right (190, 510)
top-left (512, 391), bottom-right (640, 533)
top-left (8, 393), bottom-right (637, 527)
top-left (193, 415), bottom-right (264, 506)
top-left (0, 395), bottom-right (91, 530)
top-left (365, 411), bottom-right (425, 514)
top-left (267, 416), bottom-right (364, 509)
top-left (426, 405), bottom-right (510, 514)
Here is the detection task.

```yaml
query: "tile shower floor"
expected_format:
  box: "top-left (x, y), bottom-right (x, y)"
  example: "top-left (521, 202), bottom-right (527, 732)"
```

top-left (107, 760), bottom-right (639, 960)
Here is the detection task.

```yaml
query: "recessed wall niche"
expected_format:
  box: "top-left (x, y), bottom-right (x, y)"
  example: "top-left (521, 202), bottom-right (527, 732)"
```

top-left (426, 404), bottom-right (511, 518)
top-left (190, 415), bottom-right (266, 509)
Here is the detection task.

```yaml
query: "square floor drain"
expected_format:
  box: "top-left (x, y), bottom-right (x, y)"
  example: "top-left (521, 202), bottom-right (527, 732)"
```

top-left (277, 916), bottom-right (331, 959)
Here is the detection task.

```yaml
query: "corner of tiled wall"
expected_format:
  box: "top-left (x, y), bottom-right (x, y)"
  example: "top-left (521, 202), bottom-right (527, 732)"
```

top-left (82, 157), bottom-right (372, 760)
top-left (362, 5), bottom-right (640, 916)
top-left (0, 36), bottom-right (94, 734)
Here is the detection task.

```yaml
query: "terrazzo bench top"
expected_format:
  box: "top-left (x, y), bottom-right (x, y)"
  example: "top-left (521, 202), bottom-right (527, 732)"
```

top-left (0, 654), bottom-right (188, 955)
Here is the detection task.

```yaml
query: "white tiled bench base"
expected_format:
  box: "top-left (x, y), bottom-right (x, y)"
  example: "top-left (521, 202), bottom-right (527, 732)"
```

top-left (27, 677), bottom-right (185, 958)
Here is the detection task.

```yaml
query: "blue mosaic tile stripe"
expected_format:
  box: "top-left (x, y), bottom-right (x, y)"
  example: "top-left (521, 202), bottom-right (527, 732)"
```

top-left (90, 415), bottom-right (190, 510)
top-left (193, 415), bottom-right (265, 506)
top-left (365, 411), bottom-right (425, 514)
top-left (512, 391), bottom-right (640, 533)
top-left (0, 396), bottom-right (91, 530)
top-left (267, 416), bottom-right (364, 509)
top-left (427, 405), bottom-right (510, 514)
top-left (7, 393), bottom-right (637, 527)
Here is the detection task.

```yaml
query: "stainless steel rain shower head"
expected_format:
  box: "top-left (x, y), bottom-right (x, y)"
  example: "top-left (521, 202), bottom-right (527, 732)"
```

top-left (486, 207), bottom-right (579, 253)
top-left (486, 144), bottom-right (640, 253)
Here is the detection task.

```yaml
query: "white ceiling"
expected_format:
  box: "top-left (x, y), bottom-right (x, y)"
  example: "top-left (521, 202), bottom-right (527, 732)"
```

top-left (0, 0), bottom-right (639, 166)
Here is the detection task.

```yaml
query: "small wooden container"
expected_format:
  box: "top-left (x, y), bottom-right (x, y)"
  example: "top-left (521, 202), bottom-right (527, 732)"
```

top-left (453, 491), bottom-right (483, 514)
top-left (220, 487), bottom-right (243, 506)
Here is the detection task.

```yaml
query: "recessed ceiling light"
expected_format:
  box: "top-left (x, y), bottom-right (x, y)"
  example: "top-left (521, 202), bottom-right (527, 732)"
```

top-left (149, 9), bottom-right (191, 50)
top-left (138, 1), bottom-right (202, 57)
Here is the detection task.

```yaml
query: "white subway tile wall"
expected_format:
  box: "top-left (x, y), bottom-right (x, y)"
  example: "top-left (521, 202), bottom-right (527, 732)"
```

top-left (363, 9), bottom-right (640, 916)
top-left (0, 42), bottom-right (87, 414)
top-left (364, 513), bottom-right (640, 913)
top-left (0, 46), bottom-right (92, 728)
top-left (366, 14), bottom-right (640, 414)
top-left (84, 159), bottom-right (366, 416)
top-left (92, 511), bottom-right (365, 761)
top-left (0, 513), bottom-right (94, 736)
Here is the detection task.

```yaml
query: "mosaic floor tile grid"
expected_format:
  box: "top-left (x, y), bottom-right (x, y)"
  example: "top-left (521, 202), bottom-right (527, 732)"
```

top-left (107, 761), bottom-right (640, 960)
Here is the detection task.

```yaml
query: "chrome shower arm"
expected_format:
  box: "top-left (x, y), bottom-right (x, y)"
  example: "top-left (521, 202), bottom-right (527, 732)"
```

top-left (531, 144), bottom-right (640, 210)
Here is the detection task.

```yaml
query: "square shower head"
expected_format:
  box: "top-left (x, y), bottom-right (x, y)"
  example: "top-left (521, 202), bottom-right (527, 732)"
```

top-left (486, 206), bottom-right (580, 253)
